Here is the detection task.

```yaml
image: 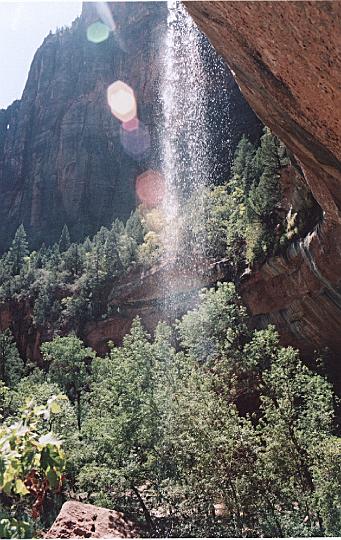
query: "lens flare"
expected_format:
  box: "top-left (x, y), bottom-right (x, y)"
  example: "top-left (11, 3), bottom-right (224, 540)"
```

top-left (120, 121), bottom-right (151, 160)
top-left (136, 170), bottom-right (165, 208)
top-left (87, 21), bottom-right (110, 44)
top-left (122, 117), bottom-right (139, 132)
top-left (107, 81), bottom-right (137, 123)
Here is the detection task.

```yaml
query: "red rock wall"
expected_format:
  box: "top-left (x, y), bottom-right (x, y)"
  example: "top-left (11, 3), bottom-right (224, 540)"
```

top-left (184, 1), bottom-right (341, 355)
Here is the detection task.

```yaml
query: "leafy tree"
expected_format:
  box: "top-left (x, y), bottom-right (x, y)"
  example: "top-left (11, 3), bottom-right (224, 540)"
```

top-left (76, 319), bottom-right (159, 525)
top-left (41, 336), bottom-right (95, 430)
top-left (0, 330), bottom-right (24, 387)
top-left (47, 284), bottom-right (341, 537)
top-left (177, 282), bottom-right (249, 364)
top-left (137, 231), bottom-right (161, 267)
top-left (0, 398), bottom-right (65, 539)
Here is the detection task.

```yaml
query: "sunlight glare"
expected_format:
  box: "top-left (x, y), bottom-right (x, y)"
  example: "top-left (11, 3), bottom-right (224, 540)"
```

top-left (107, 81), bottom-right (137, 123)
top-left (136, 170), bottom-right (165, 208)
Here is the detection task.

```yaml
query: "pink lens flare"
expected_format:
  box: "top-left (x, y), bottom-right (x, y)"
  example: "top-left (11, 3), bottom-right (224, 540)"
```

top-left (136, 170), bottom-right (166, 208)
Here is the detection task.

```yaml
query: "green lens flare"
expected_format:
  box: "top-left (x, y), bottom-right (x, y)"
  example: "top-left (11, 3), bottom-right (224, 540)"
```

top-left (86, 21), bottom-right (110, 44)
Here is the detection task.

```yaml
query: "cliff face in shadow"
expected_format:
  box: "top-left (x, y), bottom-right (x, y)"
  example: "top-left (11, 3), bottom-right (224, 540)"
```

top-left (0, 1), bottom-right (262, 252)
top-left (0, 3), bottom-right (167, 251)
top-left (184, 1), bottom-right (341, 356)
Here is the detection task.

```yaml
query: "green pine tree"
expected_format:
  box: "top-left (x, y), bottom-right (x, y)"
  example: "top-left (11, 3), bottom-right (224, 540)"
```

top-left (125, 209), bottom-right (145, 245)
top-left (103, 230), bottom-right (122, 277)
top-left (248, 128), bottom-right (281, 220)
top-left (59, 224), bottom-right (71, 253)
top-left (7, 225), bottom-right (29, 275)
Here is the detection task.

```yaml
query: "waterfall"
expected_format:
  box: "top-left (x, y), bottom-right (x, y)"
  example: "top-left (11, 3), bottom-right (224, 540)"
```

top-left (160, 1), bottom-right (228, 315)
top-left (159, 1), bottom-right (218, 316)
top-left (160, 0), bottom-right (210, 258)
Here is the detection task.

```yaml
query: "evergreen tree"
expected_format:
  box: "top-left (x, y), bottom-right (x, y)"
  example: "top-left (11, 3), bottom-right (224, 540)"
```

top-left (59, 224), bottom-right (71, 253)
top-left (248, 128), bottom-right (281, 219)
top-left (118, 233), bottom-right (137, 270)
top-left (82, 236), bottom-right (92, 253)
top-left (125, 209), bottom-right (145, 245)
top-left (231, 135), bottom-right (258, 194)
top-left (63, 243), bottom-right (85, 277)
top-left (103, 230), bottom-right (122, 277)
top-left (93, 226), bottom-right (109, 247)
top-left (111, 218), bottom-right (125, 239)
top-left (7, 224), bottom-right (29, 275)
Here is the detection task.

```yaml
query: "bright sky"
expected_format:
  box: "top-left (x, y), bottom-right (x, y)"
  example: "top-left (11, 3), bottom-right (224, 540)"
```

top-left (0, 2), bottom-right (82, 109)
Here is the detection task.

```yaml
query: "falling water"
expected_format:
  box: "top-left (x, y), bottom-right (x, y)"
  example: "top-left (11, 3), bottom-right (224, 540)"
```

top-left (161, 0), bottom-right (210, 258)
top-left (159, 1), bottom-right (231, 315)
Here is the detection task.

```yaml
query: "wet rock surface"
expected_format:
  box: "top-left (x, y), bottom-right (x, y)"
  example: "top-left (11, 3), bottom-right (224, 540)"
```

top-left (185, 1), bottom-right (341, 355)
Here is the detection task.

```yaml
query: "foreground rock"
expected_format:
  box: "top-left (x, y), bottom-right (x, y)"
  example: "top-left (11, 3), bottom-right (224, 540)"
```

top-left (185, 1), bottom-right (341, 356)
top-left (46, 501), bottom-right (139, 539)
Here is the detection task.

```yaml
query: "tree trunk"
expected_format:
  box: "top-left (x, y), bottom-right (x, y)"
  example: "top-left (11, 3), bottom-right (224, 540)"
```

top-left (131, 484), bottom-right (154, 530)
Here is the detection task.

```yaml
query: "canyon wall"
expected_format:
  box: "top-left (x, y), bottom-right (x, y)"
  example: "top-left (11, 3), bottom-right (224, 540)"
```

top-left (185, 1), bottom-right (341, 356)
top-left (0, 2), bottom-right (262, 252)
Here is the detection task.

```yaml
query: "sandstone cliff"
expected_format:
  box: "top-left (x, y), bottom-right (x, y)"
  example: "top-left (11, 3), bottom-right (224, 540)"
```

top-left (0, 2), bottom-right (261, 252)
top-left (185, 1), bottom-right (341, 356)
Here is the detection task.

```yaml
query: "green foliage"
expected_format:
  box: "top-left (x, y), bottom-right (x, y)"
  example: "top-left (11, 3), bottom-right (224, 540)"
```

top-left (41, 336), bottom-right (95, 430)
top-left (58, 225), bottom-right (71, 253)
top-left (0, 212), bottom-right (151, 331)
top-left (248, 128), bottom-right (281, 219)
top-left (50, 283), bottom-right (341, 537)
top-left (126, 209), bottom-right (146, 245)
top-left (75, 319), bottom-right (159, 504)
top-left (231, 134), bottom-right (259, 194)
top-left (0, 399), bottom-right (65, 538)
top-left (6, 225), bottom-right (29, 276)
top-left (63, 243), bottom-right (85, 277)
top-left (0, 330), bottom-right (24, 388)
top-left (177, 282), bottom-right (248, 363)
top-left (173, 127), bottom-right (286, 272)
top-left (0, 129), bottom-right (332, 537)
